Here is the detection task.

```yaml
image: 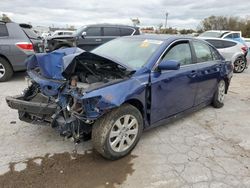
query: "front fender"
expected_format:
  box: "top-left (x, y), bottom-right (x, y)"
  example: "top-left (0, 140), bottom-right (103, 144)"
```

top-left (74, 76), bottom-right (149, 119)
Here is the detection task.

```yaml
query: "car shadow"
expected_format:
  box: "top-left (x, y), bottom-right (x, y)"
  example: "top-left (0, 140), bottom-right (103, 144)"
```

top-left (9, 71), bottom-right (27, 82)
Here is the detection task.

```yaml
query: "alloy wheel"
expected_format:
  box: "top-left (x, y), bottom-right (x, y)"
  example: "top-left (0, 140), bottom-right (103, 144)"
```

top-left (109, 114), bottom-right (139, 152)
top-left (218, 81), bottom-right (225, 103)
top-left (234, 58), bottom-right (246, 72)
top-left (0, 62), bottom-right (6, 79)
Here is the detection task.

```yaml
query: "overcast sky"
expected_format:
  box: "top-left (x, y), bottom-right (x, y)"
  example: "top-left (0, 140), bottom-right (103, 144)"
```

top-left (1, 0), bottom-right (250, 29)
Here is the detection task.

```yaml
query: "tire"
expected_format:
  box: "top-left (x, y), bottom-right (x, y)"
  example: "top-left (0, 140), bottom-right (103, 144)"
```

top-left (212, 80), bottom-right (226, 108)
top-left (92, 104), bottom-right (143, 160)
top-left (0, 57), bottom-right (13, 82)
top-left (233, 56), bottom-right (246, 73)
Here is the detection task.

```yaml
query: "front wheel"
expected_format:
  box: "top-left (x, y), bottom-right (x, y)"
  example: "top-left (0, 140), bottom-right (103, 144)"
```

top-left (234, 56), bottom-right (246, 73)
top-left (92, 104), bottom-right (143, 160)
top-left (212, 80), bottom-right (226, 108)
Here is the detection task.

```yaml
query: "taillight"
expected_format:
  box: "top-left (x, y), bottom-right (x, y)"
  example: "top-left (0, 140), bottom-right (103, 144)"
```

top-left (16, 42), bottom-right (34, 52)
top-left (241, 46), bottom-right (248, 54)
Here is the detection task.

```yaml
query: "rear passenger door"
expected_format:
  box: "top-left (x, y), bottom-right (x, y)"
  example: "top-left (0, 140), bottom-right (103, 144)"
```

top-left (192, 40), bottom-right (222, 105)
top-left (102, 27), bottom-right (120, 44)
top-left (77, 27), bottom-right (102, 51)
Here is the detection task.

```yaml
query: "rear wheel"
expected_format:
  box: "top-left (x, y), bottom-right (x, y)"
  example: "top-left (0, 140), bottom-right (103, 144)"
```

top-left (212, 80), bottom-right (226, 108)
top-left (234, 56), bottom-right (246, 73)
top-left (92, 104), bottom-right (143, 160)
top-left (0, 57), bottom-right (13, 82)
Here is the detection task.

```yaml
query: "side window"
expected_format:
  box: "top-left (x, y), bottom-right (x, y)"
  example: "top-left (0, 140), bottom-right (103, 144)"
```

top-left (233, 33), bottom-right (240, 38)
top-left (162, 42), bottom-right (192, 66)
top-left (103, 27), bottom-right (120, 36)
top-left (120, 28), bottom-right (134, 36)
top-left (205, 39), bottom-right (224, 49)
top-left (224, 34), bottom-right (233, 39)
top-left (85, 27), bottom-right (101, 36)
top-left (0, 24), bottom-right (9, 37)
top-left (222, 41), bottom-right (237, 48)
top-left (210, 47), bottom-right (221, 60)
top-left (193, 41), bottom-right (213, 62)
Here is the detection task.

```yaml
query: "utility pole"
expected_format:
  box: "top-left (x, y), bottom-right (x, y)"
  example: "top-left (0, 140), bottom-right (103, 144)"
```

top-left (165, 12), bottom-right (169, 28)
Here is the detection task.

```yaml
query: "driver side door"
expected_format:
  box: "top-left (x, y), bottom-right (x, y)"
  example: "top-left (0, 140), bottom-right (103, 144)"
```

top-left (150, 40), bottom-right (198, 124)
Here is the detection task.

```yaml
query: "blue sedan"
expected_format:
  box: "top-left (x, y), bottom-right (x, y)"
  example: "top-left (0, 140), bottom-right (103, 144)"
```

top-left (6, 35), bottom-right (233, 159)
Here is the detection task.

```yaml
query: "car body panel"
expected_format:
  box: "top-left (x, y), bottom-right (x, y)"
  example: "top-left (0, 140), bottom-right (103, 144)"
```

top-left (6, 35), bottom-right (233, 142)
top-left (0, 22), bottom-right (44, 72)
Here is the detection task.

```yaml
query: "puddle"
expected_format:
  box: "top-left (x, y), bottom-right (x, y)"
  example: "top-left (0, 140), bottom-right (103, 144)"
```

top-left (0, 151), bottom-right (136, 188)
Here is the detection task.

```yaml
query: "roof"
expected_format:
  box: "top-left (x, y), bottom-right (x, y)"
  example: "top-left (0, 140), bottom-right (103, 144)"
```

top-left (123, 34), bottom-right (194, 41)
top-left (85, 23), bottom-right (139, 29)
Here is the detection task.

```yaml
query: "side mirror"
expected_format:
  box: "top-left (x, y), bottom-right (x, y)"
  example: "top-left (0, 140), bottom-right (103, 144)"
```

top-left (82, 31), bottom-right (87, 38)
top-left (158, 60), bottom-right (180, 71)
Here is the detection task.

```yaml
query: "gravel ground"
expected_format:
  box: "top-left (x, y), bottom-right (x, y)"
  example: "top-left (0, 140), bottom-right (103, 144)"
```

top-left (0, 69), bottom-right (250, 188)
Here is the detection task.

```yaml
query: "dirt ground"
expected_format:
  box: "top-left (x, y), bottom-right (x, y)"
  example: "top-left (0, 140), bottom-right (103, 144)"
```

top-left (0, 69), bottom-right (250, 188)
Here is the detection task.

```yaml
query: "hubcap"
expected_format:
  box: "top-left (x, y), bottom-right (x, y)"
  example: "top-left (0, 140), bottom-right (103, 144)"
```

top-left (0, 63), bottom-right (5, 79)
top-left (109, 115), bottom-right (139, 153)
top-left (218, 81), bottom-right (225, 103)
top-left (234, 58), bottom-right (245, 72)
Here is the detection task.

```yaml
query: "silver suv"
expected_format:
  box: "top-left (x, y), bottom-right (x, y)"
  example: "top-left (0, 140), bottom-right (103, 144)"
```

top-left (0, 21), bottom-right (44, 81)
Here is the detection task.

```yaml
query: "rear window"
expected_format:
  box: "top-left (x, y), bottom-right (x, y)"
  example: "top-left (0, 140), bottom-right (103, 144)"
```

top-left (120, 28), bottom-right (134, 36)
top-left (21, 27), bottom-right (39, 39)
top-left (205, 39), bottom-right (224, 49)
top-left (223, 41), bottom-right (237, 48)
top-left (0, 24), bottom-right (8, 37)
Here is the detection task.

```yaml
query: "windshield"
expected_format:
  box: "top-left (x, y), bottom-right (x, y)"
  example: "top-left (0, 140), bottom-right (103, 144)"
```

top-left (199, 31), bottom-right (224, 38)
top-left (92, 38), bottom-right (163, 69)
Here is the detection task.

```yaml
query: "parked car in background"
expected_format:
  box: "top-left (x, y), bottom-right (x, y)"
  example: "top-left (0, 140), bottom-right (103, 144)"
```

top-left (6, 36), bottom-right (233, 159)
top-left (202, 37), bottom-right (248, 73)
top-left (46, 24), bottom-right (140, 51)
top-left (51, 30), bottom-right (74, 37)
top-left (244, 38), bottom-right (250, 48)
top-left (0, 21), bottom-right (44, 81)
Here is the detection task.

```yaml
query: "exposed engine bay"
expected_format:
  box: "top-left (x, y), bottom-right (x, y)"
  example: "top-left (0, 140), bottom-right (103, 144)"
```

top-left (6, 48), bottom-right (134, 142)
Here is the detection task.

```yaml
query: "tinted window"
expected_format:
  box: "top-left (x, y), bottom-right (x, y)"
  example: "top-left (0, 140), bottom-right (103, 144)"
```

top-left (224, 34), bottom-right (233, 39)
top-left (103, 27), bottom-right (120, 36)
top-left (222, 41), bottom-right (237, 48)
top-left (233, 33), bottom-right (240, 38)
top-left (120, 28), bottom-right (134, 36)
top-left (162, 42), bottom-right (192, 66)
top-left (205, 39), bottom-right (224, 49)
top-left (86, 27), bottom-right (101, 36)
top-left (0, 24), bottom-right (9, 37)
top-left (193, 41), bottom-right (213, 62)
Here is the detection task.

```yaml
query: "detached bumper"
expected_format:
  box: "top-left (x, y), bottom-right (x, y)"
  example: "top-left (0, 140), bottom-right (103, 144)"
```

top-left (6, 95), bottom-right (57, 115)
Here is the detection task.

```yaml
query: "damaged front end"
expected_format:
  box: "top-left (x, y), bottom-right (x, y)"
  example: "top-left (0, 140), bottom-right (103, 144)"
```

top-left (6, 47), bottom-right (135, 142)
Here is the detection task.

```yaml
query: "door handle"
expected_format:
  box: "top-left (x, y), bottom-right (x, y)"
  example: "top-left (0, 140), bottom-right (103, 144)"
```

top-left (95, 39), bottom-right (102, 42)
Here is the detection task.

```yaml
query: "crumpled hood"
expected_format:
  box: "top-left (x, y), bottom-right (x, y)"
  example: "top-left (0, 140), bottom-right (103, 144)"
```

top-left (26, 47), bottom-right (134, 80)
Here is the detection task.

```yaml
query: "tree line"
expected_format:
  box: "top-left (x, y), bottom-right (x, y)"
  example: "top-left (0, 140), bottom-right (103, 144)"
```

top-left (199, 15), bottom-right (250, 37)
top-left (159, 15), bottom-right (250, 37)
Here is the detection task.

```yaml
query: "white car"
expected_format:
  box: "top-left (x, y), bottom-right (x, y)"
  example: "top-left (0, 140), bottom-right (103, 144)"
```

top-left (201, 37), bottom-right (248, 73)
top-left (199, 30), bottom-right (242, 40)
top-left (51, 30), bottom-right (74, 37)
